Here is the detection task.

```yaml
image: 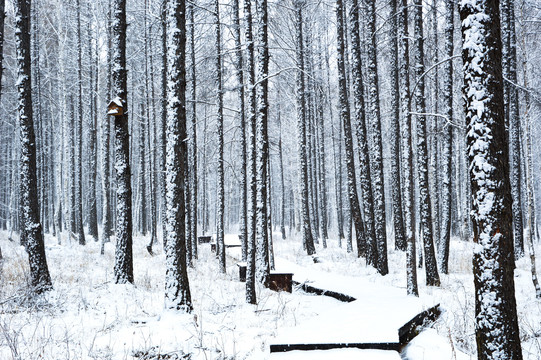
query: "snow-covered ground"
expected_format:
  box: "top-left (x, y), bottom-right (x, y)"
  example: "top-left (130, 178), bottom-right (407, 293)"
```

top-left (0, 229), bottom-right (540, 359)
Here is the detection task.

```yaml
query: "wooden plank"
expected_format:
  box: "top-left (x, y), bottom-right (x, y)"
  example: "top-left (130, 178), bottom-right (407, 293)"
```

top-left (398, 303), bottom-right (442, 347)
top-left (237, 262), bottom-right (246, 282)
top-left (270, 342), bottom-right (400, 353)
top-left (294, 281), bottom-right (357, 303)
top-left (268, 273), bottom-right (293, 293)
top-left (198, 236), bottom-right (212, 244)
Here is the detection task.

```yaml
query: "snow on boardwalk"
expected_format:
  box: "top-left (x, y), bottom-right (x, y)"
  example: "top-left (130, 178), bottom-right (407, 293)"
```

top-left (271, 349), bottom-right (401, 360)
top-left (271, 257), bottom-right (436, 346)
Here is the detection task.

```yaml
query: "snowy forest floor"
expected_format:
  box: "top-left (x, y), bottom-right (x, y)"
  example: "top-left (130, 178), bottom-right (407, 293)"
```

top-left (0, 229), bottom-right (540, 360)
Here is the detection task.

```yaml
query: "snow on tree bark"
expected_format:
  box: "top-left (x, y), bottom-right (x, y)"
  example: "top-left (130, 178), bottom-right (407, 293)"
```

top-left (295, 0), bottom-right (316, 256)
top-left (335, 0), bottom-right (364, 258)
top-left (365, 0), bottom-right (390, 274)
top-left (244, 0), bottom-right (257, 304)
top-left (75, 0), bottom-right (85, 246)
top-left (138, 103), bottom-right (148, 236)
top-left (413, 0), bottom-right (440, 287)
top-left (88, 12), bottom-right (99, 242)
top-left (232, 0), bottom-right (247, 261)
top-left (315, 51), bottom-right (328, 246)
top-left (101, 0), bottom-right (113, 248)
top-left (213, 0), bottom-right (226, 275)
top-left (255, 0), bottom-right (270, 286)
top-left (501, 0), bottom-right (524, 259)
top-left (188, 0), bottom-right (198, 261)
top-left (440, 0), bottom-right (455, 275)
top-left (111, 0), bottom-right (133, 285)
top-left (520, 39), bottom-right (541, 299)
top-left (389, 0), bottom-right (406, 252)
top-left (15, 0), bottom-right (52, 293)
top-left (350, 0), bottom-right (376, 267)
top-left (164, 0), bottom-right (192, 311)
top-left (398, 0), bottom-right (418, 296)
top-left (460, 0), bottom-right (523, 358)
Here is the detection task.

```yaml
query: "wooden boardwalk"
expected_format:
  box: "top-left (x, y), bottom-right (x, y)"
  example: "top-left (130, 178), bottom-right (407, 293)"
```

top-left (269, 258), bottom-right (439, 357)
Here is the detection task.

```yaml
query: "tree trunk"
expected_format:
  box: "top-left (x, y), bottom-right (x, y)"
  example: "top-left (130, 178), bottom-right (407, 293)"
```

top-left (502, 0), bottom-right (524, 259)
top-left (440, 0), bottom-right (454, 274)
top-left (101, 0), bottom-right (113, 250)
top-left (15, 0), bottom-right (52, 293)
top-left (164, 0), bottom-right (192, 312)
top-left (295, 0), bottom-right (316, 256)
top-left (188, 1), bottom-right (198, 261)
top-left (111, 0), bottom-right (133, 284)
top-left (335, 0), bottom-right (364, 257)
top-left (213, 0), bottom-right (226, 274)
top-left (255, 0), bottom-right (270, 286)
top-left (75, 0), bottom-right (85, 246)
top-left (350, 0), bottom-right (377, 267)
top-left (87, 7), bottom-right (99, 242)
top-left (398, 0), bottom-right (418, 296)
top-left (232, 0), bottom-right (247, 260)
top-left (389, 0), bottom-right (406, 252)
top-left (138, 103), bottom-right (148, 236)
top-left (460, 1), bottom-right (523, 358)
top-left (244, 0), bottom-right (257, 305)
top-left (413, 0), bottom-right (440, 286)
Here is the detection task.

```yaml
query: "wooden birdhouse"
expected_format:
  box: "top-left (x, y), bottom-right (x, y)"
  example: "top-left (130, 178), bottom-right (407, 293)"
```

top-left (107, 97), bottom-right (125, 116)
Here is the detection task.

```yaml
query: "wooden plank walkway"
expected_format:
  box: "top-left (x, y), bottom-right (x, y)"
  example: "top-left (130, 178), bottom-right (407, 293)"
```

top-left (270, 258), bottom-right (439, 356)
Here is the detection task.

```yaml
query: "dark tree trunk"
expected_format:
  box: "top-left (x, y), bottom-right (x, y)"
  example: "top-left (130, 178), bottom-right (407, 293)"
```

top-left (440, 0), bottom-right (454, 274)
top-left (460, 0), bottom-right (523, 358)
top-left (336, 0), bottom-right (364, 257)
top-left (398, 0), bottom-right (418, 296)
top-left (255, 0), bottom-right (270, 286)
top-left (164, 0), bottom-right (192, 312)
top-left (101, 0), bottom-right (113, 251)
top-left (188, 1), bottom-right (198, 261)
top-left (295, 0), bottom-right (316, 256)
top-left (213, 0), bottom-right (226, 274)
top-left (75, 0), bottom-right (85, 246)
top-left (350, 0), bottom-right (376, 267)
top-left (87, 8), bottom-right (98, 242)
top-left (501, 0), bottom-right (524, 259)
top-left (138, 103), bottom-right (148, 236)
top-left (111, 0), bottom-right (133, 284)
top-left (315, 59), bottom-right (328, 246)
top-left (232, 0), bottom-right (247, 260)
top-left (365, 0), bottom-right (389, 275)
top-left (145, 2), bottom-right (158, 254)
top-left (413, 0), bottom-right (440, 287)
top-left (244, 0), bottom-right (257, 305)
top-left (160, 0), bottom-right (168, 247)
top-left (15, 0), bottom-right (52, 293)
top-left (389, 0), bottom-right (406, 252)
